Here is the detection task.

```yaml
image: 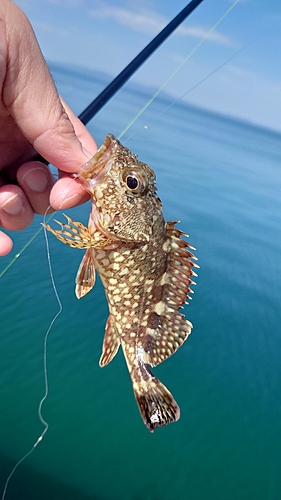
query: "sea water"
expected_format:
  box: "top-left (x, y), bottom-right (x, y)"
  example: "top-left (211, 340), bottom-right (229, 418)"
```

top-left (1, 63), bottom-right (281, 500)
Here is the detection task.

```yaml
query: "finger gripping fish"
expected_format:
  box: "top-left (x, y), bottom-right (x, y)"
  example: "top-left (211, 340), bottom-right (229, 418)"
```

top-left (44, 134), bottom-right (198, 432)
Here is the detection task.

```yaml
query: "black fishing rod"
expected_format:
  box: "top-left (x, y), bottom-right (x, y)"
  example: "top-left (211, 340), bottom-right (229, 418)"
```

top-left (79, 0), bottom-right (204, 124)
top-left (35, 0), bottom-right (204, 164)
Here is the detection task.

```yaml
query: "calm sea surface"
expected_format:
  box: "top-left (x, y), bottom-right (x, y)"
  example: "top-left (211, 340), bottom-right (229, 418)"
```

top-left (1, 63), bottom-right (281, 500)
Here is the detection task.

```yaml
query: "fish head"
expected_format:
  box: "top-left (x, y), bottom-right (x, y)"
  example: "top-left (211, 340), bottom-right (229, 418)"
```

top-left (77, 134), bottom-right (163, 242)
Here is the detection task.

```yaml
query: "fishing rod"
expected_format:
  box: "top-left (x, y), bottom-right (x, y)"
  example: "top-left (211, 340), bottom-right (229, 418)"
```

top-left (1, 2), bottom-right (207, 493)
top-left (34, 0), bottom-right (204, 164)
top-left (0, 0), bottom-right (204, 275)
top-left (78, 0), bottom-right (204, 125)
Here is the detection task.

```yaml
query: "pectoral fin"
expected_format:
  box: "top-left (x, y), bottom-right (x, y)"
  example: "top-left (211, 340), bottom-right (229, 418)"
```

top-left (99, 316), bottom-right (120, 367)
top-left (75, 249), bottom-right (96, 299)
top-left (43, 214), bottom-right (108, 249)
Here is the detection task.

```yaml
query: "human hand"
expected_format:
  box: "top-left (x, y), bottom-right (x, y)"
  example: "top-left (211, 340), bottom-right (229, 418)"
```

top-left (0, 0), bottom-right (97, 256)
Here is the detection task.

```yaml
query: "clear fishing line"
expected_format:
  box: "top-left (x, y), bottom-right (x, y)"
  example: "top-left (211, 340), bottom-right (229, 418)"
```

top-left (0, 0), bottom-right (241, 274)
top-left (123, 18), bottom-right (281, 145)
top-left (1, 214), bottom-right (61, 500)
top-left (0, 215), bottom-right (53, 278)
top-left (0, 180), bottom-right (75, 500)
top-left (1, 0), bottom-right (245, 496)
top-left (118, 0), bottom-right (241, 140)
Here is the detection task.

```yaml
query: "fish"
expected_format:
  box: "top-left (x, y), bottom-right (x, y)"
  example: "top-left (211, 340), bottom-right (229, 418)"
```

top-left (44, 134), bottom-right (198, 432)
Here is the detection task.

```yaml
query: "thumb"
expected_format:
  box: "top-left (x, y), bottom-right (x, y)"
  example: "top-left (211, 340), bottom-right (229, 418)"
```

top-left (2, 0), bottom-right (89, 172)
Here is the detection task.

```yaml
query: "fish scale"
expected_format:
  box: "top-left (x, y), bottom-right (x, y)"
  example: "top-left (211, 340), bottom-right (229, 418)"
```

top-left (44, 134), bottom-right (198, 431)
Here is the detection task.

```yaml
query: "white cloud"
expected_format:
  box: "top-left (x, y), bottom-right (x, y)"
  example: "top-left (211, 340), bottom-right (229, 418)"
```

top-left (89, 3), bottom-right (233, 45)
top-left (89, 4), bottom-right (166, 36)
top-left (46, 0), bottom-right (84, 4)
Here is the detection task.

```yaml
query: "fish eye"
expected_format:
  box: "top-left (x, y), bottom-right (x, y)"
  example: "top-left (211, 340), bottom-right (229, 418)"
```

top-left (126, 176), bottom-right (139, 190)
top-left (122, 168), bottom-right (148, 195)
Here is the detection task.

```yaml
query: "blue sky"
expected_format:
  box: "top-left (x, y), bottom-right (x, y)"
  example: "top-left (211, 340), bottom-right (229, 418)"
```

top-left (14, 0), bottom-right (281, 132)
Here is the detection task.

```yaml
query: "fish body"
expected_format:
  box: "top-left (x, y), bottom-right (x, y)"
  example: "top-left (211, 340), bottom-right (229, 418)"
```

top-left (45, 134), bottom-right (198, 431)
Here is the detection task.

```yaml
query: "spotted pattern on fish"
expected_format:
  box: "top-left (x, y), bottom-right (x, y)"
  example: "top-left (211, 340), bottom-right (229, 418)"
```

top-left (44, 134), bottom-right (198, 432)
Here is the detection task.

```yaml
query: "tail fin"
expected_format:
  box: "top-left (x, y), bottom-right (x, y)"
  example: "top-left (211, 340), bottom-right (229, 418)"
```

top-left (131, 364), bottom-right (180, 432)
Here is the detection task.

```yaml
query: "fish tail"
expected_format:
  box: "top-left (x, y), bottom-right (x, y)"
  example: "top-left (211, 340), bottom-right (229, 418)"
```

top-left (131, 364), bottom-right (180, 432)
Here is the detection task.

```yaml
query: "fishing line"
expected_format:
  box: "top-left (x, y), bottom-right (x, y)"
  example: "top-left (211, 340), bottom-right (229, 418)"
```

top-left (78, 0), bottom-right (205, 125)
top-left (0, 2), bottom-right (241, 485)
top-left (0, 180), bottom-right (77, 500)
top-left (0, 0), bottom-right (245, 494)
top-left (0, 173), bottom-right (78, 278)
top-left (1, 445), bottom-right (40, 500)
top-left (0, 0), bottom-right (241, 273)
top-left (0, 221), bottom-right (60, 499)
top-left (118, 0), bottom-right (240, 140)
top-left (123, 19), bottom-right (281, 145)
top-left (0, 215), bottom-right (52, 278)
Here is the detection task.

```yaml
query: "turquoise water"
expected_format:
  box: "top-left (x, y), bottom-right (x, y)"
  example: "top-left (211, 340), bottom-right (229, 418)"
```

top-left (1, 64), bottom-right (281, 499)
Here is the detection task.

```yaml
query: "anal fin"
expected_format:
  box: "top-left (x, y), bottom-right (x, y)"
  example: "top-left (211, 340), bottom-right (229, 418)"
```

top-left (75, 249), bottom-right (96, 299)
top-left (99, 316), bottom-right (120, 367)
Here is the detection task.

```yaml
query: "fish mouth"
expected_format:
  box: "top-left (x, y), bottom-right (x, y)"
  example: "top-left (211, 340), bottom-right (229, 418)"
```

top-left (77, 134), bottom-right (116, 189)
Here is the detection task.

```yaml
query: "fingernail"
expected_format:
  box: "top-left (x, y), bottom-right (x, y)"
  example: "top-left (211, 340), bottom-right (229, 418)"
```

top-left (0, 194), bottom-right (23, 215)
top-left (23, 167), bottom-right (49, 192)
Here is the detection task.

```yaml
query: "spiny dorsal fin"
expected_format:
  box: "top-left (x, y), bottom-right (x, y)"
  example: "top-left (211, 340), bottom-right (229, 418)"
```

top-left (165, 220), bottom-right (199, 309)
top-left (75, 249), bottom-right (96, 299)
top-left (143, 221), bottom-right (198, 367)
top-left (99, 316), bottom-right (120, 367)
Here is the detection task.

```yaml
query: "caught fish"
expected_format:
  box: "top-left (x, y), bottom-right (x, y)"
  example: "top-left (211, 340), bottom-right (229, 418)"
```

top-left (44, 134), bottom-right (198, 432)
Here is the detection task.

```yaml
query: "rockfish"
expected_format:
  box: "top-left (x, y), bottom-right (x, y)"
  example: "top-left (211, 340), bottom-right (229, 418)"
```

top-left (44, 134), bottom-right (198, 432)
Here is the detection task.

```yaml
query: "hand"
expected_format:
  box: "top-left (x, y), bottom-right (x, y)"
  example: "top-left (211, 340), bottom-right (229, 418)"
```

top-left (0, 0), bottom-right (98, 256)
